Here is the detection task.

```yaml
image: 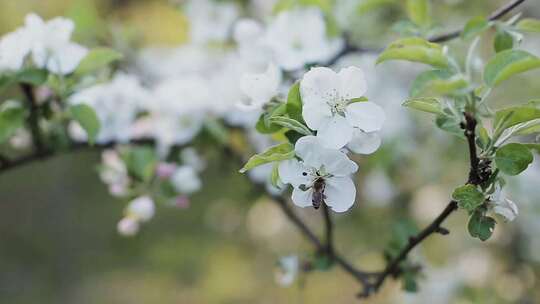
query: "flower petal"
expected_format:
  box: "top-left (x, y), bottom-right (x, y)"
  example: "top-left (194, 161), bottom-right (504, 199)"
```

top-left (300, 67), bottom-right (339, 106)
top-left (295, 135), bottom-right (323, 168)
top-left (345, 101), bottom-right (385, 132)
top-left (324, 177), bottom-right (356, 213)
top-left (302, 102), bottom-right (332, 130)
top-left (493, 198), bottom-right (518, 222)
top-left (278, 159), bottom-right (311, 188)
top-left (291, 187), bottom-right (314, 208)
top-left (338, 66), bottom-right (367, 100)
top-left (239, 63), bottom-right (281, 109)
top-left (347, 130), bottom-right (381, 155)
top-left (316, 115), bottom-right (353, 149)
top-left (319, 149), bottom-right (358, 176)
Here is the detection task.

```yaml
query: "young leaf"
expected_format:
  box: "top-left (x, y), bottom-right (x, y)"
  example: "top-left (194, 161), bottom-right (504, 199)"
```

top-left (357, 0), bottom-right (398, 15)
top-left (402, 97), bottom-right (443, 115)
top-left (494, 30), bottom-right (514, 53)
top-left (271, 163), bottom-right (280, 187)
top-left (406, 0), bottom-right (431, 28)
top-left (452, 184), bottom-right (485, 213)
top-left (286, 82), bottom-right (303, 122)
top-left (17, 68), bottom-right (48, 86)
top-left (410, 69), bottom-right (468, 97)
top-left (68, 104), bottom-right (100, 144)
top-left (239, 142), bottom-right (295, 173)
top-left (74, 47), bottom-right (123, 76)
top-left (377, 37), bottom-right (448, 68)
top-left (468, 211), bottom-right (496, 241)
top-left (516, 18), bottom-right (540, 33)
top-left (484, 50), bottom-right (540, 87)
top-left (123, 147), bottom-right (158, 182)
top-left (268, 116), bottom-right (313, 136)
top-left (495, 143), bottom-right (533, 176)
top-left (0, 101), bottom-right (26, 144)
top-left (461, 16), bottom-right (490, 40)
top-left (524, 143), bottom-right (540, 154)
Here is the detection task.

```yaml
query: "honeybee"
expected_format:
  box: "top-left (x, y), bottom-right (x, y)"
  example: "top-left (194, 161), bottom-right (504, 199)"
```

top-left (311, 177), bottom-right (326, 209)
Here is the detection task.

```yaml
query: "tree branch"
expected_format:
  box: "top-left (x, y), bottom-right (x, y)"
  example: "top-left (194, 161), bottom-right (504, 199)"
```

top-left (20, 84), bottom-right (46, 154)
top-left (322, 203), bottom-right (334, 256)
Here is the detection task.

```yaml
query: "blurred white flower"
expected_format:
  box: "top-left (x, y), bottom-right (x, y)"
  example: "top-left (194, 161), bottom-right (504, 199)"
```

top-left (264, 8), bottom-right (343, 71)
top-left (0, 29), bottom-right (31, 71)
top-left (171, 165), bottom-right (202, 194)
top-left (180, 148), bottom-right (206, 172)
top-left (117, 217), bottom-right (140, 237)
top-left (300, 66), bottom-right (385, 150)
top-left (69, 73), bottom-right (148, 144)
top-left (100, 150), bottom-right (129, 197)
top-left (279, 136), bottom-right (358, 212)
top-left (275, 255), bottom-right (300, 286)
top-left (489, 185), bottom-right (518, 222)
top-left (185, 0), bottom-right (239, 44)
top-left (239, 63), bottom-right (282, 110)
top-left (126, 196), bottom-right (155, 222)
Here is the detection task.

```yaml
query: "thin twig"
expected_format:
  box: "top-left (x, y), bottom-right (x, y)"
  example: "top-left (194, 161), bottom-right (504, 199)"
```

top-left (20, 84), bottom-right (46, 154)
top-left (321, 203), bottom-right (334, 256)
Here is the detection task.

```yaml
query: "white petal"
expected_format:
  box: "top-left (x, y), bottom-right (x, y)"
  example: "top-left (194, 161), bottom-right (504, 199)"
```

top-left (127, 196), bottom-right (155, 222)
top-left (46, 43), bottom-right (88, 75)
top-left (239, 63), bottom-right (281, 108)
top-left (291, 187), bottom-right (315, 208)
top-left (233, 18), bottom-right (263, 44)
top-left (347, 130), bottom-right (381, 155)
top-left (278, 159), bottom-right (311, 188)
top-left (294, 135), bottom-right (323, 168)
top-left (338, 66), bottom-right (367, 100)
top-left (300, 67), bottom-right (339, 106)
top-left (345, 102), bottom-right (385, 132)
top-left (171, 165), bottom-right (202, 194)
top-left (324, 177), bottom-right (356, 213)
top-left (318, 149), bottom-right (358, 176)
top-left (302, 102), bottom-right (332, 130)
top-left (316, 115), bottom-right (353, 149)
top-left (493, 198), bottom-right (518, 222)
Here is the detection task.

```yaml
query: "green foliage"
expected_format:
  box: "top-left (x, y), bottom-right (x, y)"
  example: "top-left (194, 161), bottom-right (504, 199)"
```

top-left (402, 270), bottom-right (419, 292)
top-left (516, 18), bottom-right (540, 33)
top-left (203, 118), bottom-right (230, 145)
top-left (68, 104), bottom-right (100, 144)
top-left (402, 97), bottom-right (443, 115)
top-left (312, 254), bottom-right (334, 271)
top-left (494, 105), bottom-right (540, 130)
top-left (74, 47), bottom-right (123, 76)
top-left (452, 185), bottom-right (485, 213)
top-left (495, 143), bottom-right (533, 176)
top-left (286, 82), bottom-right (303, 122)
top-left (406, 0), bottom-right (431, 28)
top-left (256, 103), bottom-right (287, 134)
top-left (461, 16), bottom-right (490, 40)
top-left (239, 142), bottom-right (295, 173)
top-left (494, 29), bottom-right (514, 53)
top-left (410, 69), bottom-right (467, 97)
top-left (468, 211), bottom-right (496, 241)
top-left (17, 68), bottom-right (49, 86)
top-left (357, 0), bottom-right (398, 15)
top-left (384, 220), bottom-right (418, 260)
top-left (484, 50), bottom-right (540, 87)
top-left (268, 116), bottom-right (312, 136)
top-left (271, 163), bottom-right (280, 187)
top-left (524, 143), bottom-right (540, 154)
top-left (435, 114), bottom-right (464, 138)
top-left (273, 0), bottom-right (333, 13)
top-left (123, 147), bottom-right (158, 182)
top-left (0, 101), bottom-right (26, 144)
top-left (377, 37), bottom-right (448, 68)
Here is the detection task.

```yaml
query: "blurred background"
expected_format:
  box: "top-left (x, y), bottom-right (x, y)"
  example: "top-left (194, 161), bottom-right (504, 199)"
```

top-left (1, 0), bottom-right (540, 303)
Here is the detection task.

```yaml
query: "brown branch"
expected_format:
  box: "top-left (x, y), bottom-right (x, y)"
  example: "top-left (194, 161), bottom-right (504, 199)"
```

top-left (322, 203), bottom-right (334, 256)
top-left (20, 83), bottom-right (46, 154)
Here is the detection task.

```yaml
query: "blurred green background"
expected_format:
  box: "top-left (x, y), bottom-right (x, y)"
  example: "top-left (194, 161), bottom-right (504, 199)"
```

top-left (1, 0), bottom-right (540, 303)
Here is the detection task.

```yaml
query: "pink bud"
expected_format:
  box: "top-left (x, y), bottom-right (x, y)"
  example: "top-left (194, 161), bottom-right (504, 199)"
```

top-left (156, 162), bottom-right (176, 179)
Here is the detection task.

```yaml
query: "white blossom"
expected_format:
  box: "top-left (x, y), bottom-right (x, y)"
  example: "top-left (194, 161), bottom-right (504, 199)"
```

top-left (279, 136), bottom-right (358, 212)
top-left (0, 29), bottom-right (31, 71)
top-left (490, 185), bottom-right (518, 222)
top-left (171, 166), bottom-right (202, 194)
top-left (126, 196), bottom-right (155, 222)
top-left (300, 66), bottom-right (385, 150)
top-left (264, 8), bottom-right (343, 71)
top-left (117, 217), bottom-right (140, 237)
top-left (99, 150), bottom-right (129, 197)
top-left (180, 148), bottom-right (206, 172)
top-left (184, 0), bottom-right (239, 45)
top-left (239, 62), bottom-right (282, 110)
top-left (275, 255), bottom-right (300, 287)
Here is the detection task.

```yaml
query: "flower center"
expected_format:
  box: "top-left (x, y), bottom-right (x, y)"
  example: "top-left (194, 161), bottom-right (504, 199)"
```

top-left (328, 95), bottom-right (348, 116)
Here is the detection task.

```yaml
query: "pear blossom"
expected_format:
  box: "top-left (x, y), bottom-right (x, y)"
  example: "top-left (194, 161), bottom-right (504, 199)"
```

top-left (126, 196), bottom-right (155, 222)
top-left (180, 148), bottom-right (206, 172)
top-left (0, 29), bottom-right (31, 71)
top-left (279, 136), bottom-right (358, 212)
top-left (489, 185), bottom-right (518, 222)
top-left (239, 63), bottom-right (282, 110)
top-left (171, 166), bottom-right (202, 194)
top-left (264, 8), bottom-right (343, 71)
top-left (300, 66), bottom-right (385, 150)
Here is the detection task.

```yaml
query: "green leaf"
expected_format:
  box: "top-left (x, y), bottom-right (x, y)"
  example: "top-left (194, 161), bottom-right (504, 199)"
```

top-left (0, 101), bottom-right (26, 144)
top-left (494, 106), bottom-right (540, 130)
top-left (516, 18), bottom-right (540, 33)
top-left (524, 143), bottom-right (540, 154)
top-left (377, 37), bottom-right (448, 68)
top-left (410, 69), bottom-right (468, 97)
top-left (402, 271), bottom-right (418, 292)
top-left (312, 254), bottom-right (334, 271)
top-left (268, 116), bottom-right (312, 136)
top-left (484, 50), bottom-right (540, 87)
top-left (406, 0), bottom-right (431, 28)
top-left (17, 68), bottom-right (48, 86)
top-left (357, 0), bottom-right (398, 15)
top-left (402, 97), bottom-right (443, 115)
top-left (435, 114), bottom-right (464, 138)
top-left (68, 104), bottom-right (100, 144)
top-left (255, 103), bottom-right (287, 134)
top-left (123, 147), bottom-right (158, 182)
top-left (461, 16), bottom-right (490, 40)
top-left (452, 184), bottom-right (485, 213)
top-left (468, 211), bottom-right (496, 241)
top-left (286, 82), bottom-right (303, 122)
top-left (271, 163), bottom-right (280, 187)
top-left (74, 47), bottom-right (123, 76)
top-left (239, 142), bottom-right (295, 173)
top-left (494, 30), bottom-right (514, 53)
top-left (495, 143), bottom-right (533, 176)
top-left (204, 118), bottom-right (229, 145)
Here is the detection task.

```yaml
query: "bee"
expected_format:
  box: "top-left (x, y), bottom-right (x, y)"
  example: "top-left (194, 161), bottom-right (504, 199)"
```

top-left (311, 177), bottom-right (326, 209)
